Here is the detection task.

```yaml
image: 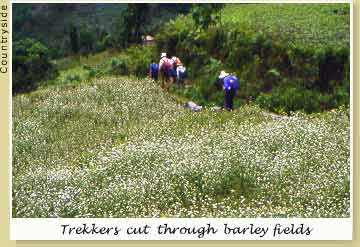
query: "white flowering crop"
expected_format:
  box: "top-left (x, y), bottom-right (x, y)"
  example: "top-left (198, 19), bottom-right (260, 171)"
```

top-left (13, 77), bottom-right (350, 218)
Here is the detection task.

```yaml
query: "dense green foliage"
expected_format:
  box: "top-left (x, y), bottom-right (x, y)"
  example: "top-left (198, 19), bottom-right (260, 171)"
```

top-left (13, 39), bottom-right (58, 94)
top-left (69, 23), bottom-right (79, 54)
top-left (35, 46), bottom-right (156, 89)
top-left (156, 3), bottom-right (350, 113)
top-left (191, 4), bottom-right (224, 30)
top-left (13, 3), bottom-right (191, 57)
top-left (13, 3), bottom-right (350, 113)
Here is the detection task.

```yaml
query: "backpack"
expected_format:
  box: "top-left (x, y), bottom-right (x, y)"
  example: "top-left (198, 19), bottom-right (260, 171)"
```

top-left (162, 58), bottom-right (172, 68)
top-left (223, 75), bottom-right (239, 91)
top-left (229, 76), bottom-right (239, 90)
top-left (150, 63), bottom-right (158, 72)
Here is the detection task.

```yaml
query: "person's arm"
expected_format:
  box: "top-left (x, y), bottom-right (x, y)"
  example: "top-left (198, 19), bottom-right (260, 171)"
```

top-left (159, 59), bottom-right (163, 70)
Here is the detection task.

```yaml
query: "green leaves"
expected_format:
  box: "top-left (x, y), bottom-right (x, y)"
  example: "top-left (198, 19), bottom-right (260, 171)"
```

top-left (191, 4), bottom-right (224, 31)
top-left (13, 38), bottom-right (57, 94)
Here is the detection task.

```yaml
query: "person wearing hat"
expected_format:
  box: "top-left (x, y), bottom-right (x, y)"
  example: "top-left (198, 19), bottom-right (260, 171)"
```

top-left (159, 52), bottom-right (174, 88)
top-left (218, 70), bottom-right (239, 111)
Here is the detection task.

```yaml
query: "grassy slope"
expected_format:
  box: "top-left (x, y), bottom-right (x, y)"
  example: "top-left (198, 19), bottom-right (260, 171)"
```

top-left (13, 76), bottom-right (350, 218)
top-left (221, 3), bottom-right (350, 49)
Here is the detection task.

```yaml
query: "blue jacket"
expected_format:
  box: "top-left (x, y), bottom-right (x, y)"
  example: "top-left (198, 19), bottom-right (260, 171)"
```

top-left (223, 75), bottom-right (239, 91)
top-left (150, 63), bottom-right (158, 72)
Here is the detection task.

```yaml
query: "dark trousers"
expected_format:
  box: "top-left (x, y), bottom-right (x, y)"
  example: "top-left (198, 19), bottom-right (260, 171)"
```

top-left (224, 89), bottom-right (236, 110)
top-left (151, 71), bottom-right (158, 81)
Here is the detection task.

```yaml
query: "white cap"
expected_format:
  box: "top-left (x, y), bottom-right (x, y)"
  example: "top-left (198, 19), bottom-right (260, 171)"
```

top-left (161, 52), bottom-right (167, 58)
top-left (218, 70), bottom-right (229, 79)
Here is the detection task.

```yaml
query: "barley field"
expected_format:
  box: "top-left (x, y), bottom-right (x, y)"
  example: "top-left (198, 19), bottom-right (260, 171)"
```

top-left (12, 77), bottom-right (350, 218)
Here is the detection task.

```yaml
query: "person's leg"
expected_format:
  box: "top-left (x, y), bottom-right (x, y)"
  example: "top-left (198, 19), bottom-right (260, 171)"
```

top-left (224, 90), bottom-right (230, 110)
top-left (161, 70), bottom-right (166, 88)
top-left (229, 91), bottom-right (234, 110)
top-left (176, 67), bottom-right (180, 81)
top-left (169, 68), bottom-right (175, 84)
top-left (229, 89), bottom-right (236, 110)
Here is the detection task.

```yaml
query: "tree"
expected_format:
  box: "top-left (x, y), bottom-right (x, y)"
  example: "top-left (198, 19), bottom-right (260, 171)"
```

top-left (113, 4), bottom-right (149, 48)
top-left (79, 24), bottom-right (95, 54)
top-left (191, 3), bottom-right (224, 31)
top-left (124, 4), bottom-right (150, 43)
top-left (69, 23), bottom-right (79, 54)
top-left (13, 39), bottom-right (57, 93)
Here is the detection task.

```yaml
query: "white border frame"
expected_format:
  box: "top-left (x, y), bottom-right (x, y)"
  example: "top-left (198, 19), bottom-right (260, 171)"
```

top-left (9, 0), bottom-right (354, 241)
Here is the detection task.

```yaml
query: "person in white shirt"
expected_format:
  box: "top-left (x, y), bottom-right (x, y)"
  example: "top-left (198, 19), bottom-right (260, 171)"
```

top-left (159, 52), bottom-right (176, 87)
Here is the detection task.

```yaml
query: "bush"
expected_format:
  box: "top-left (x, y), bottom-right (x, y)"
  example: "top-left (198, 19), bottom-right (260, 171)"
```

top-left (125, 45), bottom-right (154, 77)
top-left (79, 25), bottom-right (96, 54)
top-left (255, 85), bottom-right (349, 114)
top-left (63, 74), bottom-right (81, 84)
top-left (88, 68), bottom-right (97, 78)
top-left (95, 41), bottom-right (106, 53)
top-left (109, 58), bottom-right (128, 75)
top-left (13, 38), bottom-right (58, 94)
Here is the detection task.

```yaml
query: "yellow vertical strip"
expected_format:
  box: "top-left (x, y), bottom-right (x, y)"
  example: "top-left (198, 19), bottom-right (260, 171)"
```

top-left (0, 0), bottom-right (14, 246)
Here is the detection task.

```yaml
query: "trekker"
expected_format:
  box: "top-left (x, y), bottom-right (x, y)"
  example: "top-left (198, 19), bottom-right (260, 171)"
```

top-left (149, 60), bottom-right (158, 81)
top-left (176, 64), bottom-right (186, 84)
top-left (171, 56), bottom-right (182, 70)
top-left (171, 56), bottom-right (186, 84)
top-left (159, 52), bottom-right (174, 88)
top-left (218, 70), bottom-right (239, 111)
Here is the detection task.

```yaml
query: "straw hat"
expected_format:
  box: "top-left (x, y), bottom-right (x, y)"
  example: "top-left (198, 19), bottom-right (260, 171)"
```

top-left (161, 52), bottom-right (167, 58)
top-left (218, 70), bottom-right (229, 79)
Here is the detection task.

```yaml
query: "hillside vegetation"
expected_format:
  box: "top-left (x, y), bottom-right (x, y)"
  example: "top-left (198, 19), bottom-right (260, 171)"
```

top-left (13, 3), bottom-right (350, 114)
top-left (156, 3), bottom-right (350, 113)
top-left (221, 4), bottom-right (349, 49)
top-left (13, 77), bottom-right (350, 218)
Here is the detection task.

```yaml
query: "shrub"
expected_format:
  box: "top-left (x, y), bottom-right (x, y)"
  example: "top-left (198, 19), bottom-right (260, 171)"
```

top-left (79, 25), bottom-right (96, 54)
top-left (109, 58), bottom-right (128, 75)
top-left (255, 85), bottom-right (349, 114)
top-left (88, 68), bottom-right (97, 78)
top-left (95, 41), bottom-right (106, 53)
top-left (63, 74), bottom-right (81, 84)
top-left (125, 45), bottom-right (154, 77)
top-left (13, 38), bottom-right (58, 94)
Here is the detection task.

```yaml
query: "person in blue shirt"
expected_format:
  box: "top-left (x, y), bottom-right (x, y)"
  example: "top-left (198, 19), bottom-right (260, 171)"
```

top-left (218, 70), bottom-right (239, 111)
top-left (149, 60), bottom-right (159, 81)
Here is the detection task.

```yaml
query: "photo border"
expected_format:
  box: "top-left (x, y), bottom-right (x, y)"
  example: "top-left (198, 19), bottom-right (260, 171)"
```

top-left (1, 0), bottom-right (359, 245)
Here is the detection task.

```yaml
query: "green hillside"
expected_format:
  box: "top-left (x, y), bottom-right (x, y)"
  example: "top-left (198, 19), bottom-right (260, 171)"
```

top-left (221, 3), bottom-right (350, 49)
top-left (13, 77), bottom-right (350, 218)
top-left (156, 3), bottom-right (350, 113)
